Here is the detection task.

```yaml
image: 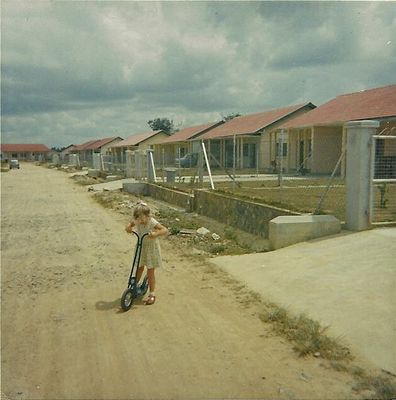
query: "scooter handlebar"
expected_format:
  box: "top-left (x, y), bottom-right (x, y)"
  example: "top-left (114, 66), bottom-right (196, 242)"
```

top-left (130, 231), bottom-right (149, 240)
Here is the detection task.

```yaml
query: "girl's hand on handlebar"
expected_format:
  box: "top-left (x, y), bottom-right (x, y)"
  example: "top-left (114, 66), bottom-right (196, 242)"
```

top-left (125, 222), bottom-right (134, 233)
top-left (148, 231), bottom-right (157, 239)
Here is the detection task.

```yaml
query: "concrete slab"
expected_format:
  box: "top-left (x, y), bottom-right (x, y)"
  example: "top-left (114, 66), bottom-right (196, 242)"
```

top-left (211, 228), bottom-right (396, 374)
top-left (269, 215), bottom-right (341, 250)
top-left (88, 178), bottom-right (137, 191)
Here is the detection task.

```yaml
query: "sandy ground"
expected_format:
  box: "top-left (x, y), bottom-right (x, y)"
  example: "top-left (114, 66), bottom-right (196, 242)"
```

top-left (0, 163), bottom-right (379, 399)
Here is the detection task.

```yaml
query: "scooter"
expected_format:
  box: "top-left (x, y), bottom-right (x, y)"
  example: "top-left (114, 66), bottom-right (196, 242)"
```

top-left (120, 231), bottom-right (149, 311)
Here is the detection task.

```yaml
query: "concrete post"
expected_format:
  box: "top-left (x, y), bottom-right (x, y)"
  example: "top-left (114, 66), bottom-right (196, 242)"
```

top-left (345, 120), bottom-right (379, 231)
top-left (147, 149), bottom-right (155, 182)
top-left (92, 153), bottom-right (101, 170)
top-left (198, 143), bottom-right (204, 184)
top-left (125, 150), bottom-right (133, 178)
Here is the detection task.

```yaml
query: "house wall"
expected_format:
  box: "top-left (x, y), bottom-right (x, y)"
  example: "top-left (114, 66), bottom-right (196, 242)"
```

top-left (260, 130), bottom-right (289, 172)
top-left (312, 126), bottom-right (343, 174)
top-left (141, 132), bottom-right (170, 149)
top-left (100, 139), bottom-right (123, 155)
top-left (154, 142), bottom-right (191, 167)
top-left (260, 105), bottom-right (316, 173)
top-left (205, 137), bottom-right (259, 170)
top-left (1, 151), bottom-right (48, 161)
top-left (259, 132), bottom-right (271, 170)
top-left (288, 128), bottom-right (312, 172)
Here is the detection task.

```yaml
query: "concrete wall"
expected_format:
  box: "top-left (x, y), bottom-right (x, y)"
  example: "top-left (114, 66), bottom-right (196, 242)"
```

top-left (148, 183), bottom-right (194, 211)
top-left (123, 182), bottom-right (194, 212)
top-left (269, 215), bottom-right (341, 250)
top-left (123, 183), bottom-right (300, 238)
top-left (312, 127), bottom-right (342, 174)
top-left (193, 190), bottom-right (299, 238)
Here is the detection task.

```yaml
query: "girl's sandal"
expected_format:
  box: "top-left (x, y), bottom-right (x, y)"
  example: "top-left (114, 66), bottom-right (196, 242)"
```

top-left (144, 295), bottom-right (156, 305)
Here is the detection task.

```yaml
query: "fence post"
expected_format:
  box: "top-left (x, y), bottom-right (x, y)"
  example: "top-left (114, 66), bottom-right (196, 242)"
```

top-left (125, 150), bottom-right (133, 178)
top-left (345, 120), bottom-right (379, 231)
top-left (147, 149), bottom-right (156, 182)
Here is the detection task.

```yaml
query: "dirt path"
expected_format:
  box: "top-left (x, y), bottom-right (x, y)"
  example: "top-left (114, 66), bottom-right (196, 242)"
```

top-left (1, 163), bottom-right (370, 399)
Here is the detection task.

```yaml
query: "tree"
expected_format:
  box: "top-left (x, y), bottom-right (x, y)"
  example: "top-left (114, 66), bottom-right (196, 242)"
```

top-left (222, 112), bottom-right (242, 122)
top-left (147, 117), bottom-right (174, 134)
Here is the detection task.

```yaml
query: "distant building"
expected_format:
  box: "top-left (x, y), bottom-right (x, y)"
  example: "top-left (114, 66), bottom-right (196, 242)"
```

top-left (109, 130), bottom-right (170, 165)
top-left (72, 137), bottom-right (123, 167)
top-left (195, 103), bottom-right (316, 171)
top-left (153, 122), bottom-right (224, 166)
top-left (0, 144), bottom-right (50, 161)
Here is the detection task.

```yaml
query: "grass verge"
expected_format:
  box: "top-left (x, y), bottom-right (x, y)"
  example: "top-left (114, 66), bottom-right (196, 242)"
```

top-left (259, 304), bottom-right (351, 360)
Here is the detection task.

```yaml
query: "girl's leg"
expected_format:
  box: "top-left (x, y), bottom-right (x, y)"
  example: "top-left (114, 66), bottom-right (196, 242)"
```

top-left (145, 268), bottom-right (156, 305)
top-left (136, 266), bottom-right (145, 284)
top-left (147, 268), bottom-right (155, 293)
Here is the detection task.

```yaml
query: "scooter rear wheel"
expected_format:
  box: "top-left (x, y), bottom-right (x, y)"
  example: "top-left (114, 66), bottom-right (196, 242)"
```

top-left (121, 288), bottom-right (134, 311)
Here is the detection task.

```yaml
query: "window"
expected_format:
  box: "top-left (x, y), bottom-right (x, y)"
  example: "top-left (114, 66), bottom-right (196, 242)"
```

top-left (276, 142), bottom-right (288, 157)
top-left (243, 143), bottom-right (249, 157)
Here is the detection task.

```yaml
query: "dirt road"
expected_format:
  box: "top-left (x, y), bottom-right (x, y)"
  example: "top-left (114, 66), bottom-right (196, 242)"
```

top-left (1, 163), bottom-right (370, 399)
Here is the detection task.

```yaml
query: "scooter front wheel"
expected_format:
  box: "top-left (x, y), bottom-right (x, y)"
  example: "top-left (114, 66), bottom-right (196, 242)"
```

top-left (121, 288), bottom-right (134, 311)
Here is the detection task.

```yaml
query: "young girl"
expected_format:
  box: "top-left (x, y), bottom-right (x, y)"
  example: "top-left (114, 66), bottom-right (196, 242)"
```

top-left (125, 202), bottom-right (168, 305)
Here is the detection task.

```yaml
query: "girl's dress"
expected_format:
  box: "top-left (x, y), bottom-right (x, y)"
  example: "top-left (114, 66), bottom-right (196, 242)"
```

top-left (135, 217), bottom-right (162, 269)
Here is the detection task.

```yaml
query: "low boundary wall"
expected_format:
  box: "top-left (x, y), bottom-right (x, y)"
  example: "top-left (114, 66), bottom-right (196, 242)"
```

top-left (123, 182), bottom-right (299, 238)
top-left (194, 190), bottom-right (299, 238)
top-left (123, 182), bottom-right (194, 212)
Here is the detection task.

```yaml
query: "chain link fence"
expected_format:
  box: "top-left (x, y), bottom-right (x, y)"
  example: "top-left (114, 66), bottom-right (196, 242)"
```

top-left (371, 135), bottom-right (396, 224)
top-left (71, 132), bottom-right (395, 227)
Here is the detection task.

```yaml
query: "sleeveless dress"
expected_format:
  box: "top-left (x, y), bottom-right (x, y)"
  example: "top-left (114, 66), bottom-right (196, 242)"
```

top-left (135, 217), bottom-right (162, 269)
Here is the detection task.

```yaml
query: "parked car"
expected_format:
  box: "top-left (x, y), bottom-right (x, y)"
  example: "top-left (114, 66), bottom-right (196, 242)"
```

top-left (175, 153), bottom-right (198, 168)
top-left (9, 159), bottom-right (20, 169)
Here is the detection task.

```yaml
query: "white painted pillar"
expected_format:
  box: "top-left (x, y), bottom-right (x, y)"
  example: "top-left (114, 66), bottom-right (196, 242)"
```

top-left (147, 149), bottom-right (156, 182)
top-left (345, 120), bottom-right (379, 231)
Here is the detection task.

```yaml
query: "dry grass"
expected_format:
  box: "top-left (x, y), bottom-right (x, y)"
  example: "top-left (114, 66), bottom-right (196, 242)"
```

top-left (352, 372), bottom-right (396, 399)
top-left (156, 177), bottom-right (347, 221)
top-left (259, 304), bottom-right (352, 361)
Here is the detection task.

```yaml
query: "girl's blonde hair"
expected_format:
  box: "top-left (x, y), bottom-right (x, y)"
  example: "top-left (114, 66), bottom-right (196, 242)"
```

top-left (133, 202), bottom-right (150, 219)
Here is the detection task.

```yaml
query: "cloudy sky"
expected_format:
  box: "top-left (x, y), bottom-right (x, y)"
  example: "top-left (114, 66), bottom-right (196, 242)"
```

top-left (2, 1), bottom-right (395, 148)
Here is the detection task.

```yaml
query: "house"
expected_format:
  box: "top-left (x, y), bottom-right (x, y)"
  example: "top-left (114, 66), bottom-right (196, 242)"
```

top-left (73, 137), bottom-right (123, 167)
top-left (109, 130), bottom-right (170, 165)
top-left (60, 144), bottom-right (77, 162)
top-left (280, 84), bottom-right (396, 175)
top-left (195, 103), bottom-right (316, 171)
top-left (153, 121), bottom-right (224, 167)
top-left (0, 144), bottom-right (50, 161)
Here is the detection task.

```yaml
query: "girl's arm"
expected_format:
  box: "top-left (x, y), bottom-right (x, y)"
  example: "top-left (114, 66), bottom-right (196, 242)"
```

top-left (149, 222), bottom-right (169, 238)
top-left (125, 220), bottom-right (135, 233)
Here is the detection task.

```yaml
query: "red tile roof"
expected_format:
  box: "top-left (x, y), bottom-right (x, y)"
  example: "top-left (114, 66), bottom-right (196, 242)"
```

top-left (199, 103), bottom-right (315, 140)
top-left (73, 140), bottom-right (99, 151)
top-left (0, 144), bottom-right (50, 152)
top-left (113, 130), bottom-right (167, 148)
top-left (74, 137), bottom-right (122, 151)
top-left (281, 84), bottom-right (396, 129)
top-left (158, 121), bottom-right (223, 144)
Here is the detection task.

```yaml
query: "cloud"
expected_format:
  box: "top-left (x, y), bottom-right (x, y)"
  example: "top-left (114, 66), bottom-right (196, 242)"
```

top-left (1, 1), bottom-right (395, 147)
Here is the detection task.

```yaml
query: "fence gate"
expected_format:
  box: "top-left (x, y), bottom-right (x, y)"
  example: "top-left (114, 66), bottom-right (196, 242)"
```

top-left (371, 135), bottom-right (396, 224)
